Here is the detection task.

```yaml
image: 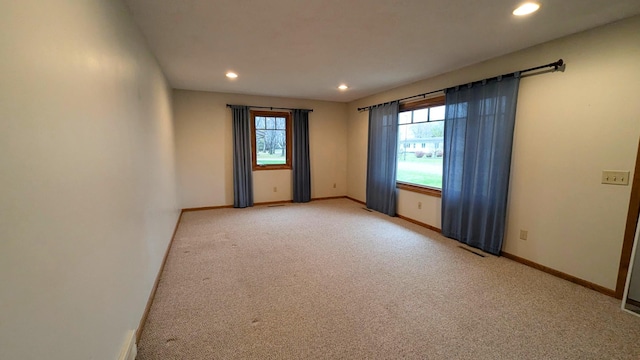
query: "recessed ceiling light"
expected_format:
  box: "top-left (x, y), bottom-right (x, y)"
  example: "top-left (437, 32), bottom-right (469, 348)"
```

top-left (226, 72), bottom-right (238, 79)
top-left (513, 2), bottom-right (540, 16)
top-left (338, 84), bottom-right (348, 90)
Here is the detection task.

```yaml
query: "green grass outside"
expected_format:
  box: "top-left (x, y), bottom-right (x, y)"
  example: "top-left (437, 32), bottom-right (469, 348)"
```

top-left (397, 155), bottom-right (443, 189)
top-left (397, 171), bottom-right (442, 188)
top-left (258, 159), bottom-right (286, 165)
top-left (257, 152), bottom-right (286, 165)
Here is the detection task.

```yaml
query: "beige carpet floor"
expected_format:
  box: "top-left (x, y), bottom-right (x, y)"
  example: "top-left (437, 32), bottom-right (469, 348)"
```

top-left (137, 198), bottom-right (640, 359)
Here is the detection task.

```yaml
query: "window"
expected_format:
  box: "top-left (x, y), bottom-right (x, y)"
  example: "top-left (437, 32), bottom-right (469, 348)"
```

top-left (251, 111), bottom-right (292, 170)
top-left (397, 96), bottom-right (445, 191)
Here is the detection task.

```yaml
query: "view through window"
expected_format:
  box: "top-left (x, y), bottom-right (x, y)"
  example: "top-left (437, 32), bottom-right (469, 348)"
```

top-left (251, 111), bottom-right (291, 170)
top-left (397, 102), bottom-right (445, 189)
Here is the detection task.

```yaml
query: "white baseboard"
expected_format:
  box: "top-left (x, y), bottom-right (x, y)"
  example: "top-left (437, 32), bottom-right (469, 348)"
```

top-left (118, 330), bottom-right (137, 360)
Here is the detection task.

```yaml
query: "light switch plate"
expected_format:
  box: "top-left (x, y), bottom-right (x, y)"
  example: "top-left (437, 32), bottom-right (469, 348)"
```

top-left (601, 171), bottom-right (630, 185)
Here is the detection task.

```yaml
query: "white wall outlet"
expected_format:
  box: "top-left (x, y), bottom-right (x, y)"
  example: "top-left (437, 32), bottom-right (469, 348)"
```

top-left (602, 171), bottom-right (630, 185)
top-left (519, 230), bottom-right (528, 241)
top-left (418, 202), bottom-right (422, 209)
top-left (333, 183), bottom-right (337, 188)
top-left (273, 186), bottom-right (277, 192)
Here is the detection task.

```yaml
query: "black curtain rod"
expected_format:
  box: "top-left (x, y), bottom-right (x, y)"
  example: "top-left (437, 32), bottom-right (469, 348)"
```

top-left (357, 59), bottom-right (564, 112)
top-left (226, 104), bottom-right (313, 112)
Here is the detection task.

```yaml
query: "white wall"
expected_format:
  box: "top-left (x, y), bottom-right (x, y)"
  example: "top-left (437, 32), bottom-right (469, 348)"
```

top-left (0, 1), bottom-right (179, 359)
top-left (347, 16), bottom-right (640, 290)
top-left (173, 90), bottom-right (348, 208)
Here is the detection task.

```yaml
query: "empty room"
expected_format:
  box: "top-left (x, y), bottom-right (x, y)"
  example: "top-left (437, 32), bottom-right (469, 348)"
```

top-left (2, 1), bottom-right (640, 359)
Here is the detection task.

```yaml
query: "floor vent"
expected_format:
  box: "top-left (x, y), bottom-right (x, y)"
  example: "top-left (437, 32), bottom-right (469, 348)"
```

top-left (267, 204), bottom-right (285, 208)
top-left (362, 207), bottom-right (373, 212)
top-left (458, 246), bottom-right (486, 258)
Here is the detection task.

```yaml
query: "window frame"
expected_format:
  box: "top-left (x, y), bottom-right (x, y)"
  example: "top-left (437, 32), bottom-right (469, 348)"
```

top-left (396, 95), bottom-right (445, 197)
top-left (250, 110), bottom-right (292, 171)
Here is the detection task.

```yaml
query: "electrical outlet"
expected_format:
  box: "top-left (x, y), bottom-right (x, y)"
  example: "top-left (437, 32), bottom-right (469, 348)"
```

top-left (601, 171), bottom-right (630, 185)
top-left (418, 202), bottom-right (422, 210)
top-left (333, 183), bottom-right (337, 188)
top-left (273, 187), bottom-right (277, 192)
top-left (519, 230), bottom-right (528, 241)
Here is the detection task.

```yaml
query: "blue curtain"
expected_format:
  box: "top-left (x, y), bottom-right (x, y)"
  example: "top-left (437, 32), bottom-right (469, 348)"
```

top-left (441, 76), bottom-right (520, 255)
top-left (366, 101), bottom-right (399, 216)
top-left (293, 109), bottom-right (311, 202)
top-left (231, 105), bottom-right (254, 208)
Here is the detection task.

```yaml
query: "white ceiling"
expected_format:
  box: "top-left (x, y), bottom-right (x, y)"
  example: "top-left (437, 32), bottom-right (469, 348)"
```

top-left (124, 0), bottom-right (640, 102)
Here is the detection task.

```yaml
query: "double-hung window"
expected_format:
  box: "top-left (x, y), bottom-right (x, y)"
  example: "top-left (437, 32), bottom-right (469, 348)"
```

top-left (396, 95), bottom-right (445, 193)
top-left (250, 111), bottom-right (292, 170)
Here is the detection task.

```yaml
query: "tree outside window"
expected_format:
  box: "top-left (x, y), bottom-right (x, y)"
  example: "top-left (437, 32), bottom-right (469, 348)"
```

top-left (250, 111), bottom-right (292, 170)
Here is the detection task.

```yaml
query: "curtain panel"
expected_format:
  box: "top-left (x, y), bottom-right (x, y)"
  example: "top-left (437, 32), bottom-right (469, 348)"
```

top-left (231, 105), bottom-right (254, 208)
top-left (292, 109), bottom-right (311, 202)
top-left (441, 76), bottom-right (520, 255)
top-left (366, 101), bottom-right (399, 216)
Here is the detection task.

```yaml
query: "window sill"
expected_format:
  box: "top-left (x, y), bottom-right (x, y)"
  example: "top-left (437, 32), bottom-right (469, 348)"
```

top-left (253, 165), bottom-right (292, 171)
top-left (396, 182), bottom-right (442, 198)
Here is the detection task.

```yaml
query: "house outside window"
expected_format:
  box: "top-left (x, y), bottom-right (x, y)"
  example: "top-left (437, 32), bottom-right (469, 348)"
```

top-left (397, 96), bottom-right (445, 190)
